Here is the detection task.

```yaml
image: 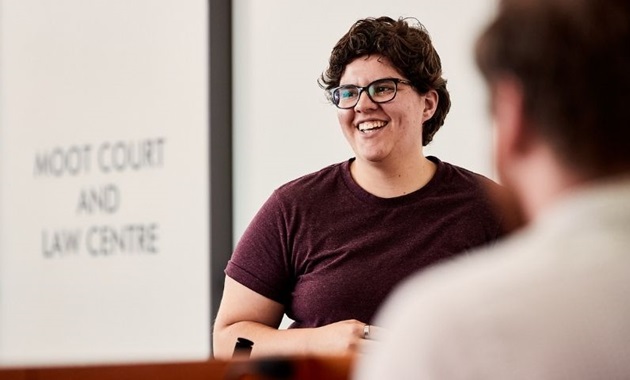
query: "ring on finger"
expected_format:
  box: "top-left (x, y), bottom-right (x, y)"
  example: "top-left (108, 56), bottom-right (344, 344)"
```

top-left (363, 324), bottom-right (371, 339)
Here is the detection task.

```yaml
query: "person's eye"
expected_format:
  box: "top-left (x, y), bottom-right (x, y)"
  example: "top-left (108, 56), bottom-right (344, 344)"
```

top-left (372, 83), bottom-right (395, 95)
top-left (339, 88), bottom-right (357, 99)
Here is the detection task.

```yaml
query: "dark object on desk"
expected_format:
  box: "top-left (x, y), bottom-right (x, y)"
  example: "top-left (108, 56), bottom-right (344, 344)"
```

top-left (232, 337), bottom-right (254, 358)
top-left (225, 357), bottom-right (295, 380)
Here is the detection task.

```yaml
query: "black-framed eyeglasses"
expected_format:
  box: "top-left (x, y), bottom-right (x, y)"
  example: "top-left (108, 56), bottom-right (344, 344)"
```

top-left (329, 77), bottom-right (413, 109)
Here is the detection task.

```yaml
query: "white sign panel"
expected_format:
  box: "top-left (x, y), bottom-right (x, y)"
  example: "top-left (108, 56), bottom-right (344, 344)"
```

top-left (0, 0), bottom-right (210, 366)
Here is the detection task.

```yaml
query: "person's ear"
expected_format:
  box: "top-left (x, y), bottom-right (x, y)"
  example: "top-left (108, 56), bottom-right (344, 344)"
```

top-left (490, 77), bottom-right (530, 229)
top-left (492, 78), bottom-right (529, 158)
top-left (422, 89), bottom-right (438, 122)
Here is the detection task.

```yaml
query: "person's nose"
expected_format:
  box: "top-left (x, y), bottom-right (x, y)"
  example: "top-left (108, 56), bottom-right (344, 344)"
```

top-left (354, 90), bottom-right (377, 112)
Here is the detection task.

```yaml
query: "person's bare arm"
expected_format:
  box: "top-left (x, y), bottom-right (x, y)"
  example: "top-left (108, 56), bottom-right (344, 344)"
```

top-left (212, 276), bottom-right (369, 359)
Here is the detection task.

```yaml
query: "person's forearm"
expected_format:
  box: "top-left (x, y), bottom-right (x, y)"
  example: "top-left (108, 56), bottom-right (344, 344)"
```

top-left (213, 321), bottom-right (316, 359)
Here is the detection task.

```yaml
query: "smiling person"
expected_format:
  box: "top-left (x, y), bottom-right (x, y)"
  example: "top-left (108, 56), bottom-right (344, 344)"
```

top-left (212, 16), bottom-right (508, 359)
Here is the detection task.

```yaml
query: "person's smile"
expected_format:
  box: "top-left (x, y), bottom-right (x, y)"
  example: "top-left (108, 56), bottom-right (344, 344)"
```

top-left (357, 120), bottom-right (388, 134)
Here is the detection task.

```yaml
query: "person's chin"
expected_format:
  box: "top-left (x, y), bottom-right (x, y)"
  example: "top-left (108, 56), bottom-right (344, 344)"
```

top-left (357, 150), bottom-right (388, 164)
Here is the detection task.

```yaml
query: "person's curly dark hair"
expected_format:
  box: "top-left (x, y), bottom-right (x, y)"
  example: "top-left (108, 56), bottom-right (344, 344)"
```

top-left (319, 16), bottom-right (451, 146)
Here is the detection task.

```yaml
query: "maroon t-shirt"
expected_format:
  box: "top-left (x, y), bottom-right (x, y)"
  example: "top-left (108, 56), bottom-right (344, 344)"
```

top-left (226, 156), bottom-right (505, 328)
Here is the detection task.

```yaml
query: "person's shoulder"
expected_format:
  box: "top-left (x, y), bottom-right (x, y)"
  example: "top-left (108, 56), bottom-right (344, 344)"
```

top-left (429, 157), bottom-right (510, 227)
top-left (274, 160), bottom-right (348, 196)
top-left (358, 238), bottom-right (535, 379)
top-left (431, 156), bottom-right (501, 191)
top-left (376, 233), bottom-right (534, 327)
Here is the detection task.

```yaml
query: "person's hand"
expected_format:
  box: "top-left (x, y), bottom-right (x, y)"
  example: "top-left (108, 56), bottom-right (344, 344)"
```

top-left (306, 319), bottom-right (365, 355)
top-left (306, 320), bottom-right (386, 356)
top-left (356, 323), bottom-right (385, 355)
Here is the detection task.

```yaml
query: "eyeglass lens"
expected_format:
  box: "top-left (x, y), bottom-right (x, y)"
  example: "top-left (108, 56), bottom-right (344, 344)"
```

top-left (333, 79), bottom-right (399, 109)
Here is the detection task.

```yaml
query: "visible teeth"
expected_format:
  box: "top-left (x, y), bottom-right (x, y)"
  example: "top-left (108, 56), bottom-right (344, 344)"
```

top-left (358, 121), bottom-right (387, 132)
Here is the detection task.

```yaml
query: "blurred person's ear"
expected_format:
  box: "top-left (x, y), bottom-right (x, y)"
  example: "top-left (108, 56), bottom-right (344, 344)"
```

top-left (488, 77), bottom-right (529, 232)
top-left (492, 77), bottom-right (528, 170)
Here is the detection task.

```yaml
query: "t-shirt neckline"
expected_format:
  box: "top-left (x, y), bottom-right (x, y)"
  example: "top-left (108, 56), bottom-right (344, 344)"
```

top-left (340, 156), bottom-right (444, 207)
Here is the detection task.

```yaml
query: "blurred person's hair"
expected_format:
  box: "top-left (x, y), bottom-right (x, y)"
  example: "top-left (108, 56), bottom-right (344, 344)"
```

top-left (476, 0), bottom-right (630, 176)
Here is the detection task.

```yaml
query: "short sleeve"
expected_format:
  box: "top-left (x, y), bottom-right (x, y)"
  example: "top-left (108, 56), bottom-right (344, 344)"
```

top-left (225, 191), bottom-right (293, 304)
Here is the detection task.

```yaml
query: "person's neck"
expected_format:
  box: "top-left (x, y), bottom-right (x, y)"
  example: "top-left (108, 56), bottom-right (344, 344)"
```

top-left (350, 155), bottom-right (436, 198)
top-left (511, 145), bottom-right (587, 224)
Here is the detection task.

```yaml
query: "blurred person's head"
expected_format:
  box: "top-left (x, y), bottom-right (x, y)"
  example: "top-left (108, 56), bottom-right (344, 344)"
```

top-left (476, 0), bottom-right (630, 180)
top-left (319, 16), bottom-right (451, 146)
